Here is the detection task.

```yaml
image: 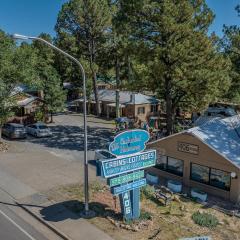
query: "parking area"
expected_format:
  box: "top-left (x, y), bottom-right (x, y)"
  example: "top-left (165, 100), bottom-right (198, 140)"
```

top-left (0, 113), bottom-right (115, 194)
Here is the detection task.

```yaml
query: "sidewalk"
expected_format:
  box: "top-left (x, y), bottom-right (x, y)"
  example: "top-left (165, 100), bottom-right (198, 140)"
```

top-left (19, 193), bottom-right (114, 240)
top-left (0, 148), bottom-right (114, 240)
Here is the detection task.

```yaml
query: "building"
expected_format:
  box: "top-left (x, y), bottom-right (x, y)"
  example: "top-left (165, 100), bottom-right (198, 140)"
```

top-left (90, 89), bottom-right (160, 121)
top-left (8, 91), bottom-right (44, 124)
top-left (148, 116), bottom-right (240, 203)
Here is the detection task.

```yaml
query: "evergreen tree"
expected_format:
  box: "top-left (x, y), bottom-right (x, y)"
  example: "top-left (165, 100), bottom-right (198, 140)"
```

top-left (32, 33), bottom-right (66, 122)
top-left (117, 0), bottom-right (231, 134)
top-left (222, 6), bottom-right (240, 103)
top-left (0, 30), bottom-right (38, 140)
top-left (55, 0), bottom-right (112, 116)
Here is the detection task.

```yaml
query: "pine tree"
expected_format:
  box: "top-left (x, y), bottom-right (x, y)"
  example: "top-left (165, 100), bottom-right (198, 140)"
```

top-left (55, 0), bottom-right (112, 116)
top-left (0, 30), bottom-right (38, 140)
top-left (222, 6), bottom-right (240, 103)
top-left (32, 33), bottom-right (66, 122)
top-left (117, 0), bottom-right (231, 134)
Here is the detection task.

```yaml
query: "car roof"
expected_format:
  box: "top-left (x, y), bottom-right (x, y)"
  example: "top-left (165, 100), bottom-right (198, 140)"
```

top-left (32, 122), bottom-right (47, 126)
top-left (7, 123), bottom-right (24, 127)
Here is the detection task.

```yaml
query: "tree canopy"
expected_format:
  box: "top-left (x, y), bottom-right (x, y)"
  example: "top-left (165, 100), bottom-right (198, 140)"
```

top-left (115, 0), bottom-right (231, 134)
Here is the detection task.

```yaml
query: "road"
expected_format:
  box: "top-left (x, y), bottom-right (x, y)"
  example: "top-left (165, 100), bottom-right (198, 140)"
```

top-left (0, 113), bottom-right (115, 240)
top-left (0, 186), bottom-right (63, 240)
top-left (0, 202), bottom-right (49, 240)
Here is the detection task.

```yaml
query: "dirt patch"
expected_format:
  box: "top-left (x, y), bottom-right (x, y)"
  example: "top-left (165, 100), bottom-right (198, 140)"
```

top-left (45, 182), bottom-right (240, 240)
top-left (0, 141), bottom-right (9, 152)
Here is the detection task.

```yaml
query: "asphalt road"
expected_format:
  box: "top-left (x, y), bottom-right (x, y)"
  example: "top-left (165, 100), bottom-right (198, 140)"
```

top-left (0, 203), bottom-right (49, 240)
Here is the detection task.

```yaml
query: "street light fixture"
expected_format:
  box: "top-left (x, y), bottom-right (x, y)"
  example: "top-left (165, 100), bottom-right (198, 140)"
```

top-left (12, 33), bottom-right (92, 217)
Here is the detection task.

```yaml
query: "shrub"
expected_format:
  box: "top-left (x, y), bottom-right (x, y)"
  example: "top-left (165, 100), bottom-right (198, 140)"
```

top-left (140, 185), bottom-right (155, 200)
top-left (192, 211), bottom-right (219, 228)
top-left (34, 109), bottom-right (45, 122)
top-left (140, 211), bottom-right (152, 220)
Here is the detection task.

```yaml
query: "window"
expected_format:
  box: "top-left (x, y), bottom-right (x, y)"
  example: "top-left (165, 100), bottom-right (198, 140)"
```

top-left (190, 163), bottom-right (231, 191)
top-left (210, 168), bottom-right (230, 191)
top-left (151, 105), bottom-right (157, 113)
top-left (167, 157), bottom-right (184, 176)
top-left (155, 155), bottom-right (183, 176)
top-left (191, 163), bottom-right (210, 184)
top-left (137, 107), bottom-right (145, 114)
top-left (156, 155), bottom-right (167, 170)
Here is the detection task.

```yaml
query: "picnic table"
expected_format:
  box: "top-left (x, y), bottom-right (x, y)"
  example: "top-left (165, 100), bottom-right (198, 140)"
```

top-left (154, 186), bottom-right (173, 205)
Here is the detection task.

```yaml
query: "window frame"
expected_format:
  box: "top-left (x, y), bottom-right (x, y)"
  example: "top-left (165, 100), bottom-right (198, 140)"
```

top-left (190, 163), bottom-right (231, 192)
top-left (137, 107), bottom-right (145, 115)
top-left (190, 163), bottom-right (210, 184)
top-left (151, 104), bottom-right (157, 113)
top-left (155, 155), bottom-right (184, 177)
top-left (210, 167), bottom-right (231, 191)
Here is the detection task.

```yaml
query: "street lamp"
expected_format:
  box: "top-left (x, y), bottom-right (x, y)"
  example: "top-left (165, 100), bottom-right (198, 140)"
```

top-left (12, 33), bottom-right (92, 217)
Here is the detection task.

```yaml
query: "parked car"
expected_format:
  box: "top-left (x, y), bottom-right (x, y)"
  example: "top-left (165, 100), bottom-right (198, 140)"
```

top-left (95, 149), bottom-right (116, 160)
top-left (2, 123), bottom-right (27, 139)
top-left (26, 122), bottom-right (52, 137)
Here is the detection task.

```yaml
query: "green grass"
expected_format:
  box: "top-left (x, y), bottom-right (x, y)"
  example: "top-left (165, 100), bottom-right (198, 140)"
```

top-left (192, 211), bottom-right (219, 228)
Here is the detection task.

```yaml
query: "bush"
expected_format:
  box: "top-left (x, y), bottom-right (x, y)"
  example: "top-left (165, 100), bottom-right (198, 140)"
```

top-left (34, 109), bottom-right (45, 122)
top-left (140, 211), bottom-right (152, 220)
top-left (140, 185), bottom-right (155, 200)
top-left (192, 211), bottom-right (219, 228)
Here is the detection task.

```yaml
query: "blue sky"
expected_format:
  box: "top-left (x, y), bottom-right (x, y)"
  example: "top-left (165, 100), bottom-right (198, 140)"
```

top-left (0, 0), bottom-right (239, 37)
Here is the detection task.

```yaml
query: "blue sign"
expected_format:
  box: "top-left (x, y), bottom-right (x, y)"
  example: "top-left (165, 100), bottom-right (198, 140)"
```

top-left (120, 191), bottom-right (132, 220)
top-left (101, 150), bottom-right (156, 178)
top-left (131, 188), bottom-right (140, 219)
top-left (109, 130), bottom-right (150, 156)
top-left (111, 179), bottom-right (147, 195)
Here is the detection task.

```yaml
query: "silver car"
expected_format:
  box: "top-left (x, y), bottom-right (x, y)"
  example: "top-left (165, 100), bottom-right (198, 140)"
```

top-left (26, 123), bottom-right (52, 138)
top-left (2, 123), bottom-right (27, 139)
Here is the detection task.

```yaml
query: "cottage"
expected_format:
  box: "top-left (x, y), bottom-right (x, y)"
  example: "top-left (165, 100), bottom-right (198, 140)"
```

top-left (9, 92), bottom-right (44, 125)
top-left (89, 89), bottom-right (160, 121)
top-left (148, 116), bottom-right (240, 203)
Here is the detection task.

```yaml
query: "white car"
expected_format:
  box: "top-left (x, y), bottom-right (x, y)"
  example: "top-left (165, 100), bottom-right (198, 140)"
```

top-left (26, 123), bottom-right (52, 137)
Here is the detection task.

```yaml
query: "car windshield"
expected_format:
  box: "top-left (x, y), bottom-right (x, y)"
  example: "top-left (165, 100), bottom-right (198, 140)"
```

top-left (38, 125), bottom-right (48, 130)
top-left (101, 151), bottom-right (115, 158)
top-left (14, 126), bottom-right (24, 129)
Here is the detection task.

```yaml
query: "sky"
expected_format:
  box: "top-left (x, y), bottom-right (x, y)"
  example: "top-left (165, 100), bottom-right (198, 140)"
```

top-left (0, 0), bottom-right (239, 38)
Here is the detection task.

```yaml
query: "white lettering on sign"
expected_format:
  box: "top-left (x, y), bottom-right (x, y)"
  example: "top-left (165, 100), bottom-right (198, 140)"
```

top-left (104, 151), bottom-right (155, 169)
top-left (178, 142), bottom-right (199, 155)
top-left (126, 207), bottom-right (131, 214)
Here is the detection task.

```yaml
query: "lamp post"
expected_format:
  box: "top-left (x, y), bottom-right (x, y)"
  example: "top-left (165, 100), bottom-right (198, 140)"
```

top-left (12, 34), bottom-right (92, 216)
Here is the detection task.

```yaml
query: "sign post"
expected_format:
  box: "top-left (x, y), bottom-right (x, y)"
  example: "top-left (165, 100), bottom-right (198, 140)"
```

top-left (96, 129), bottom-right (156, 221)
top-left (120, 191), bottom-right (132, 221)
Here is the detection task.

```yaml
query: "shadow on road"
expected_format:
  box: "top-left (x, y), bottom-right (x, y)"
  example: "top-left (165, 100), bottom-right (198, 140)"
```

top-left (22, 125), bottom-right (114, 151)
top-left (40, 200), bottom-right (120, 221)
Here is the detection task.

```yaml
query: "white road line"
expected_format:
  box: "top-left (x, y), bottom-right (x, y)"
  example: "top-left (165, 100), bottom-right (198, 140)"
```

top-left (0, 208), bottom-right (37, 240)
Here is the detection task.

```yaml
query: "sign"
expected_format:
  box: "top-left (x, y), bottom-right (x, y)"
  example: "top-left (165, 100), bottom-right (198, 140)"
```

top-left (109, 130), bottom-right (150, 156)
top-left (111, 178), bottom-right (146, 195)
top-left (179, 237), bottom-right (211, 240)
top-left (108, 170), bottom-right (145, 187)
top-left (131, 188), bottom-right (140, 219)
top-left (101, 150), bottom-right (156, 178)
top-left (96, 129), bottom-right (157, 221)
top-left (178, 142), bottom-right (199, 155)
top-left (120, 191), bottom-right (132, 220)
